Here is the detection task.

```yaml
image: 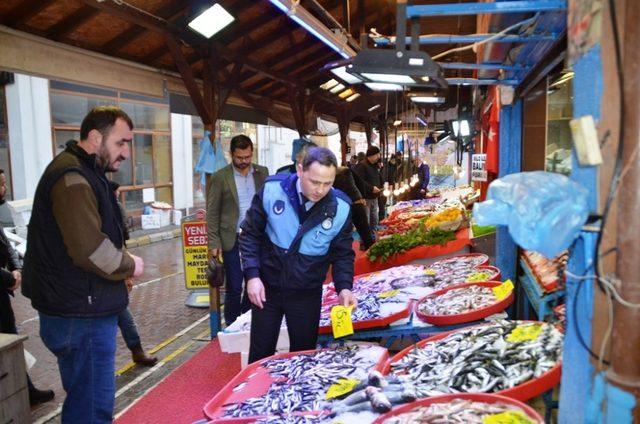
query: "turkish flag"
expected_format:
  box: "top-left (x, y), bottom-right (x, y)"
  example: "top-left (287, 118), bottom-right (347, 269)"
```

top-left (485, 87), bottom-right (500, 174)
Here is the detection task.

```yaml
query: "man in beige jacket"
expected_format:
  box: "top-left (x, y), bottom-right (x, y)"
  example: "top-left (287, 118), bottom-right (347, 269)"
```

top-left (207, 135), bottom-right (268, 325)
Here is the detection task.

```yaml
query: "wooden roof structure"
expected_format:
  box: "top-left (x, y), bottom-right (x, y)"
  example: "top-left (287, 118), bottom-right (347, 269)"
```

top-left (0, 0), bottom-right (478, 137)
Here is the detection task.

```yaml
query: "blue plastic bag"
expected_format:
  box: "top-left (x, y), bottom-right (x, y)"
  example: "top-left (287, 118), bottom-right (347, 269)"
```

top-left (473, 171), bottom-right (589, 258)
top-left (195, 130), bottom-right (228, 186)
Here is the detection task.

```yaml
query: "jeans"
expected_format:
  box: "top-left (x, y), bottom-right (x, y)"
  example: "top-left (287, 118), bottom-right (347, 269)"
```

top-left (117, 307), bottom-right (141, 350)
top-left (249, 288), bottom-right (322, 363)
top-left (352, 203), bottom-right (375, 249)
top-left (222, 239), bottom-right (250, 326)
top-left (40, 312), bottom-right (118, 423)
top-left (365, 198), bottom-right (379, 230)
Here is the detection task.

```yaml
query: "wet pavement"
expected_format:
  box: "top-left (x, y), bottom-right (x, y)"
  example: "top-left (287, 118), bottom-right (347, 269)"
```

top-left (10, 237), bottom-right (211, 423)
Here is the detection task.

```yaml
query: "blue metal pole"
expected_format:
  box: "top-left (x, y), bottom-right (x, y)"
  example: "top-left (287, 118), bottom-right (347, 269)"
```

top-left (495, 101), bottom-right (522, 281)
top-left (406, 0), bottom-right (566, 18)
top-left (373, 34), bottom-right (557, 45)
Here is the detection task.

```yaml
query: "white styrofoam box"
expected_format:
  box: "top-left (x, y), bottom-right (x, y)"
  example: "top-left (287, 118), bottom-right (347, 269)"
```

top-left (218, 310), bottom-right (290, 353)
top-left (7, 198), bottom-right (33, 227)
top-left (141, 214), bottom-right (161, 230)
top-left (172, 209), bottom-right (183, 226)
top-left (151, 207), bottom-right (171, 227)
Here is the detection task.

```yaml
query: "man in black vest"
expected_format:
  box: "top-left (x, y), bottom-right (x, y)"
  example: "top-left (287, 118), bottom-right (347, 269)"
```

top-left (22, 106), bottom-right (144, 423)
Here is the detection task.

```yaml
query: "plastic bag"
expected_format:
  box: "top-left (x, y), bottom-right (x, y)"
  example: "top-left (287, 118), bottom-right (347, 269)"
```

top-left (473, 171), bottom-right (589, 258)
top-left (195, 131), bottom-right (228, 186)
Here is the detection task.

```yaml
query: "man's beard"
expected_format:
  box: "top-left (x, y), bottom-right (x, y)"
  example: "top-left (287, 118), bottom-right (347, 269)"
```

top-left (98, 143), bottom-right (122, 172)
top-left (234, 162), bottom-right (250, 170)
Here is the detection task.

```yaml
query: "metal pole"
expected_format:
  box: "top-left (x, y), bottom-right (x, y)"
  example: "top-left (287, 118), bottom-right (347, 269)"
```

top-left (610, 0), bottom-right (640, 416)
top-left (396, 0), bottom-right (407, 53)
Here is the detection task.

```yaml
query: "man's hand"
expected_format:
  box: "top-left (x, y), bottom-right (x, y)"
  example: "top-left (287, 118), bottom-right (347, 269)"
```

top-left (338, 289), bottom-right (357, 309)
top-left (125, 278), bottom-right (134, 292)
top-left (208, 248), bottom-right (221, 261)
top-left (247, 277), bottom-right (266, 309)
top-left (130, 254), bottom-right (144, 278)
top-left (9, 270), bottom-right (21, 291)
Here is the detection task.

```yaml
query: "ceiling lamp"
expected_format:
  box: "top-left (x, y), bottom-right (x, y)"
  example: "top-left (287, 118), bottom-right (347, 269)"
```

top-left (188, 3), bottom-right (234, 38)
top-left (345, 93), bottom-right (361, 102)
top-left (330, 65), bottom-right (362, 84)
top-left (268, 0), bottom-right (356, 59)
top-left (320, 79), bottom-right (339, 90)
top-left (393, 120), bottom-right (402, 126)
top-left (368, 104), bottom-right (381, 112)
top-left (366, 82), bottom-right (404, 91)
top-left (410, 96), bottom-right (445, 104)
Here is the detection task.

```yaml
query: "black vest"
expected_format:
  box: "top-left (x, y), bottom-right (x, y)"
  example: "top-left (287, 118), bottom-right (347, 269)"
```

top-left (22, 141), bottom-right (128, 317)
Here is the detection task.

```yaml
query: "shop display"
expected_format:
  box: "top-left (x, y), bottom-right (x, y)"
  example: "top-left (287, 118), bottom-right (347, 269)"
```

top-left (415, 282), bottom-right (514, 326)
top-left (367, 228), bottom-right (456, 263)
top-left (386, 320), bottom-right (563, 400)
top-left (375, 394), bottom-right (543, 424)
top-left (423, 207), bottom-right (464, 231)
top-left (205, 346), bottom-right (388, 422)
top-left (417, 284), bottom-right (498, 316)
top-left (522, 249), bottom-right (568, 292)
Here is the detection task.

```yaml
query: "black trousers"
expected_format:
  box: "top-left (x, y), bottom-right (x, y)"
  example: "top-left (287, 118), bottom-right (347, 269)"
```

top-left (352, 203), bottom-right (375, 249)
top-left (248, 287), bottom-right (322, 363)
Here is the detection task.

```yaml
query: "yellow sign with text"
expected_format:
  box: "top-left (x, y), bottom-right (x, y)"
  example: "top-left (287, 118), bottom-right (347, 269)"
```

top-left (182, 221), bottom-right (209, 290)
top-left (325, 378), bottom-right (360, 400)
top-left (331, 305), bottom-right (355, 338)
top-left (483, 411), bottom-right (534, 424)
top-left (507, 323), bottom-right (543, 343)
top-left (492, 279), bottom-right (514, 301)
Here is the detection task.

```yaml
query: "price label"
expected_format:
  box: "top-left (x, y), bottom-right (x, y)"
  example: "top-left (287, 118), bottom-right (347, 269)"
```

top-left (424, 268), bottom-right (437, 276)
top-left (325, 378), bottom-right (360, 400)
top-left (483, 411), bottom-right (534, 424)
top-left (331, 305), bottom-right (354, 338)
top-left (378, 289), bottom-right (399, 299)
top-left (492, 279), bottom-right (514, 300)
top-left (467, 272), bottom-right (490, 282)
top-left (507, 323), bottom-right (543, 343)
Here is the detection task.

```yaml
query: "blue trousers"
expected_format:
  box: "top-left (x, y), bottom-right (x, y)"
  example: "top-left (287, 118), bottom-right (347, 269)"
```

top-left (117, 307), bottom-right (141, 350)
top-left (40, 312), bottom-right (118, 423)
top-left (222, 240), bottom-right (250, 326)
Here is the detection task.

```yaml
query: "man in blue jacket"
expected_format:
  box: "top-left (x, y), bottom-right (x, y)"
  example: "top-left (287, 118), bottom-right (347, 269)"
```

top-left (239, 147), bottom-right (357, 363)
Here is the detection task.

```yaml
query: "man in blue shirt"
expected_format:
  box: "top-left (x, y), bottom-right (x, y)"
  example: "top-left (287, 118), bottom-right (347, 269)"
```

top-left (240, 147), bottom-right (357, 362)
top-left (207, 135), bottom-right (269, 325)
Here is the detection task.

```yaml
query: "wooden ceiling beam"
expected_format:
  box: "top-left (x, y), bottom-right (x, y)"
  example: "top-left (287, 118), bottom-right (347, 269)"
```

top-left (47, 6), bottom-right (99, 41)
top-left (101, 0), bottom-right (187, 55)
top-left (0, 0), bottom-right (56, 26)
top-left (217, 3), bottom-right (279, 46)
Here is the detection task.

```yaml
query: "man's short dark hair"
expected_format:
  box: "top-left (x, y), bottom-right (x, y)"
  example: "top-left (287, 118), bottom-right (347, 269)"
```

top-left (80, 106), bottom-right (133, 140)
top-left (230, 135), bottom-right (253, 153)
top-left (301, 147), bottom-right (338, 171)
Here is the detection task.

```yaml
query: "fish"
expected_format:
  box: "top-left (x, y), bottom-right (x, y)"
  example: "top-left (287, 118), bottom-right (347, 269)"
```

top-left (365, 387), bottom-right (392, 413)
top-left (389, 320), bottom-right (563, 397)
top-left (417, 285), bottom-right (498, 316)
top-left (382, 398), bottom-right (536, 424)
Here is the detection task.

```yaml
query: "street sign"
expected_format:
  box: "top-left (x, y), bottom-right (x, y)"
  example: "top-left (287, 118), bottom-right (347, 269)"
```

top-left (182, 221), bottom-right (209, 290)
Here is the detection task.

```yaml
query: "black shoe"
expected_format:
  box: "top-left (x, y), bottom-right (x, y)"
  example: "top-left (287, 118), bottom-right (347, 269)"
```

top-left (29, 388), bottom-right (55, 406)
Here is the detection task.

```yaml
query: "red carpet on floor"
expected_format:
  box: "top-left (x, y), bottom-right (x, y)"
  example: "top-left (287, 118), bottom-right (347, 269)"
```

top-left (116, 340), bottom-right (240, 424)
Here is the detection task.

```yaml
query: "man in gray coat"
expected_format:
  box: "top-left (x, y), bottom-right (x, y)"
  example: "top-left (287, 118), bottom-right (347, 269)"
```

top-left (207, 135), bottom-right (269, 325)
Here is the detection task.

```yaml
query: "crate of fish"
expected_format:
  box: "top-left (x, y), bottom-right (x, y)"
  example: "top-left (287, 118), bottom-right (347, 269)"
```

top-left (382, 320), bottom-right (563, 402)
top-left (204, 345), bottom-right (389, 422)
top-left (373, 393), bottom-right (543, 424)
top-left (414, 281), bottom-right (515, 326)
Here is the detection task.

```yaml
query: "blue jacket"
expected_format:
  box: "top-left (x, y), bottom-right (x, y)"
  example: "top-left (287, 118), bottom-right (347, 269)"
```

top-left (419, 163), bottom-right (430, 190)
top-left (239, 174), bottom-right (354, 293)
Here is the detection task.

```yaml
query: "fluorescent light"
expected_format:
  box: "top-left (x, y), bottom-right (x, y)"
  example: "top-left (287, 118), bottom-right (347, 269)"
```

top-left (411, 96), bottom-right (445, 103)
top-left (329, 83), bottom-right (345, 93)
top-left (460, 120), bottom-right (470, 136)
top-left (393, 120), bottom-right (402, 126)
top-left (421, 76), bottom-right (430, 82)
top-left (320, 79), bottom-right (339, 90)
top-left (269, 0), bottom-right (356, 59)
top-left (365, 82), bottom-right (404, 91)
top-left (338, 88), bottom-right (355, 99)
top-left (452, 121), bottom-right (460, 136)
top-left (416, 115), bottom-right (428, 126)
top-left (368, 104), bottom-right (381, 112)
top-left (409, 58), bottom-right (424, 66)
top-left (188, 4), bottom-right (234, 39)
top-left (346, 93), bottom-right (361, 102)
top-left (361, 73), bottom-right (414, 84)
top-left (330, 66), bottom-right (362, 84)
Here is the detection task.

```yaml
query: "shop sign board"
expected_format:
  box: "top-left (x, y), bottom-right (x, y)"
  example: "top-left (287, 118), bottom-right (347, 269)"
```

top-left (471, 153), bottom-right (488, 182)
top-left (182, 220), bottom-right (209, 290)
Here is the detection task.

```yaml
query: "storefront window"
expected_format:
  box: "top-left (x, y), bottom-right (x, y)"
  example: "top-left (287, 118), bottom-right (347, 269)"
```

top-left (50, 84), bottom-right (172, 211)
top-left (0, 87), bottom-right (12, 199)
top-left (546, 72), bottom-right (573, 175)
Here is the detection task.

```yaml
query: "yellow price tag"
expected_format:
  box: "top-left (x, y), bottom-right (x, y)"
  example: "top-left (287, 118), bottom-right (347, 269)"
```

top-left (467, 272), bottom-right (490, 282)
top-left (507, 323), bottom-right (543, 343)
top-left (492, 279), bottom-right (514, 300)
top-left (331, 305), bottom-right (354, 338)
top-left (425, 268), bottom-right (437, 276)
top-left (378, 289), bottom-right (399, 299)
top-left (483, 411), bottom-right (534, 424)
top-left (325, 378), bottom-right (360, 400)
